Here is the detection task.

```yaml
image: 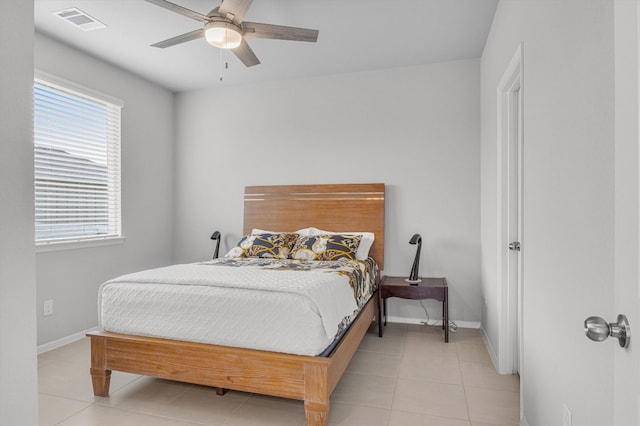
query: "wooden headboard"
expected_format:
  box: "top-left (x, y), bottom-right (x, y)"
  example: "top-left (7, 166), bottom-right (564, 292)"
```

top-left (243, 183), bottom-right (385, 269)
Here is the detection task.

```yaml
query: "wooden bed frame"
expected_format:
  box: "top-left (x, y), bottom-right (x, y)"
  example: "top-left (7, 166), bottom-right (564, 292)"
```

top-left (87, 183), bottom-right (385, 426)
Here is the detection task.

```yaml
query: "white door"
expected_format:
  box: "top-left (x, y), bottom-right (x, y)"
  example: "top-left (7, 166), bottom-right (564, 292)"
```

top-left (613, 1), bottom-right (640, 424)
top-left (497, 43), bottom-right (523, 378)
top-left (507, 75), bottom-right (523, 376)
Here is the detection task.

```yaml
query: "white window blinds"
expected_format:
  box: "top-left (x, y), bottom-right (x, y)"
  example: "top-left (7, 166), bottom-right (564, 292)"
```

top-left (34, 73), bottom-right (122, 243)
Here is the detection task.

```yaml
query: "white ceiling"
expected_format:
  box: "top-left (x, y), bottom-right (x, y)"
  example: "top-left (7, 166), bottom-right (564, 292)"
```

top-left (34, 0), bottom-right (498, 92)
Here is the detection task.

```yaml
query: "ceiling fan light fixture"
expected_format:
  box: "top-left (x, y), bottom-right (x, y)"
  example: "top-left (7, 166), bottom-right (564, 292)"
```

top-left (205, 21), bottom-right (242, 49)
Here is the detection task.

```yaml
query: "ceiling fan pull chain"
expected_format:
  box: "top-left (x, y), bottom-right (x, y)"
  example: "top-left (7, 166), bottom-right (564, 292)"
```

top-left (219, 48), bottom-right (224, 81)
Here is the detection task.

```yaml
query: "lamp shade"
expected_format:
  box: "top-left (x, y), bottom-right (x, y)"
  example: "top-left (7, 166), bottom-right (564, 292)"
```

top-left (205, 21), bottom-right (242, 49)
top-left (210, 230), bottom-right (221, 259)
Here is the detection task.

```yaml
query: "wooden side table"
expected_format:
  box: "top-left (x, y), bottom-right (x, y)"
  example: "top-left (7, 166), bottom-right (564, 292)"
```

top-left (378, 276), bottom-right (449, 342)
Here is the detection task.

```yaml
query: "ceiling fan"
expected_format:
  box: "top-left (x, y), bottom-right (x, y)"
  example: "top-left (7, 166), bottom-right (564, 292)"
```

top-left (145, 0), bottom-right (319, 67)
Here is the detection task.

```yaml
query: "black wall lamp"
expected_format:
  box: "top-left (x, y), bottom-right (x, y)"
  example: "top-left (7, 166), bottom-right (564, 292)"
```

top-left (406, 233), bottom-right (422, 284)
top-left (210, 231), bottom-right (221, 259)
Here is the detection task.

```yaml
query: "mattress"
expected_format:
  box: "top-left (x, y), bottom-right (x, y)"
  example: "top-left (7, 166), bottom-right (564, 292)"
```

top-left (98, 257), bottom-right (378, 356)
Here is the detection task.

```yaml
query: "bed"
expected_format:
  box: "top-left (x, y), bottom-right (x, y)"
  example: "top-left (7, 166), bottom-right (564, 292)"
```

top-left (87, 183), bottom-right (385, 426)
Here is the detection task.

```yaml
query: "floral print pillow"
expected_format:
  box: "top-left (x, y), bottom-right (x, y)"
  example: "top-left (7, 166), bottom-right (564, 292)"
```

top-left (225, 233), bottom-right (299, 259)
top-left (290, 234), bottom-right (361, 261)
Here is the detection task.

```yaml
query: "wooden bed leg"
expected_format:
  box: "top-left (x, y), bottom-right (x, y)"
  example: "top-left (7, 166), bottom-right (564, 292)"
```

top-left (304, 364), bottom-right (329, 426)
top-left (88, 334), bottom-right (112, 396)
top-left (216, 387), bottom-right (228, 396)
top-left (90, 367), bottom-right (112, 396)
top-left (304, 400), bottom-right (329, 426)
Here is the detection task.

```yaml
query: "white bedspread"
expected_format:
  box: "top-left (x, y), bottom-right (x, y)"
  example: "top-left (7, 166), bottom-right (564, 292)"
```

top-left (98, 258), bottom-right (374, 356)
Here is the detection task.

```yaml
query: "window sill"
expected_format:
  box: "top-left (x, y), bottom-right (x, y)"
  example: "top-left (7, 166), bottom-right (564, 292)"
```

top-left (36, 236), bottom-right (127, 253)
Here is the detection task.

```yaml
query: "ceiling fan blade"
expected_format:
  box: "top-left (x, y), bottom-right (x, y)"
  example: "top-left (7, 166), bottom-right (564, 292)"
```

top-left (232, 39), bottom-right (260, 67)
top-left (218, 0), bottom-right (253, 24)
top-left (151, 28), bottom-right (204, 48)
top-left (242, 22), bottom-right (318, 42)
top-left (144, 0), bottom-right (210, 23)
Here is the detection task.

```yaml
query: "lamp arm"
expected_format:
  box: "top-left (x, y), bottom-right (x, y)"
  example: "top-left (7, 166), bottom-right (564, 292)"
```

top-left (408, 242), bottom-right (421, 282)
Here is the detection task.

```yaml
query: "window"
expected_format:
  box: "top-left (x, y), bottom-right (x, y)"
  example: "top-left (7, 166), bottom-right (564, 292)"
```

top-left (33, 71), bottom-right (123, 246)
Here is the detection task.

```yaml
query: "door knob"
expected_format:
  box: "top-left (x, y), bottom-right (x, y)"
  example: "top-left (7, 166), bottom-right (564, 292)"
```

top-left (508, 241), bottom-right (520, 251)
top-left (584, 314), bottom-right (630, 348)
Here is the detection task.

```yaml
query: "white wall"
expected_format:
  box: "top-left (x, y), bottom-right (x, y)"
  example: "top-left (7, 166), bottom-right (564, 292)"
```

top-left (0, 1), bottom-right (39, 423)
top-left (174, 59), bottom-right (482, 324)
top-left (481, 1), bottom-right (614, 424)
top-left (34, 33), bottom-right (176, 345)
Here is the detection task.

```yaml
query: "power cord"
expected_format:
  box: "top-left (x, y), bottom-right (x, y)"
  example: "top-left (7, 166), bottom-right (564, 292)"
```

top-left (419, 300), bottom-right (457, 332)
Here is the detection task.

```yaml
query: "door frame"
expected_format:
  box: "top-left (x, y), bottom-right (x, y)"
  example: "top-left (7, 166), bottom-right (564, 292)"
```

top-left (613, 1), bottom-right (640, 423)
top-left (496, 43), bottom-right (524, 383)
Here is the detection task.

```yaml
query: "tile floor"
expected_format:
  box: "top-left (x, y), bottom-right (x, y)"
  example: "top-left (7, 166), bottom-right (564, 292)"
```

top-left (38, 324), bottom-right (519, 426)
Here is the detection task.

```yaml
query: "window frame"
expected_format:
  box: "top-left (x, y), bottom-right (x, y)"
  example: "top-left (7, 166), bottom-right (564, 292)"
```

top-left (33, 70), bottom-right (125, 252)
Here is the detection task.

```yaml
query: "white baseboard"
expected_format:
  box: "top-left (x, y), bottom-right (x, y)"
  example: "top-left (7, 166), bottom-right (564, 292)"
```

top-left (386, 315), bottom-right (480, 329)
top-left (479, 326), bottom-right (500, 371)
top-left (37, 325), bottom-right (100, 354)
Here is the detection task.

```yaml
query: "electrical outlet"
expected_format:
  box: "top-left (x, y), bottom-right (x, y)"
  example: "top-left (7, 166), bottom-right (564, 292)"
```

top-left (562, 403), bottom-right (572, 426)
top-left (43, 299), bottom-right (54, 316)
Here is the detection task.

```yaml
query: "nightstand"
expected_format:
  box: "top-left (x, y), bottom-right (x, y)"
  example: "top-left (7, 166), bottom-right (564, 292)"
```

top-left (378, 276), bottom-right (449, 342)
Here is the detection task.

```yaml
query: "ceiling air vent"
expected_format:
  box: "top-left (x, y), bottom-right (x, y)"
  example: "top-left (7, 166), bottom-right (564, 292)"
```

top-left (53, 8), bottom-right (107, 31)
